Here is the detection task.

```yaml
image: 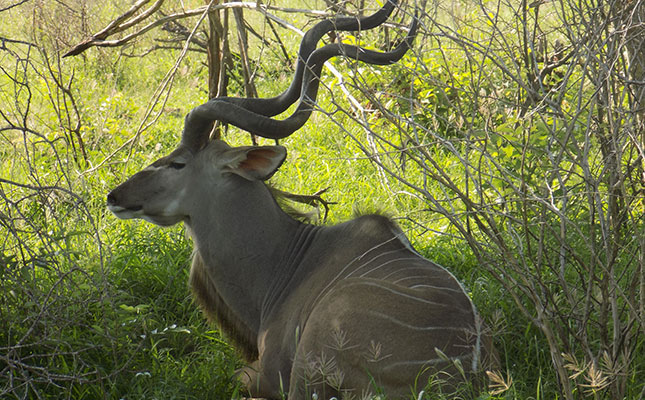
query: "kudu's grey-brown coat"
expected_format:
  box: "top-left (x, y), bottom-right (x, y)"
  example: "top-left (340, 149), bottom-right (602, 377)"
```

top-left (107, 2), bottom-right (497, 398)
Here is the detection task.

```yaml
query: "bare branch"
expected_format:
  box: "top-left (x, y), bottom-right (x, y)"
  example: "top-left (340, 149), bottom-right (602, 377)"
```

top-left (63, 2), bottom-right (334, 58)
top-left (0, 0), bottom-right (30, 13)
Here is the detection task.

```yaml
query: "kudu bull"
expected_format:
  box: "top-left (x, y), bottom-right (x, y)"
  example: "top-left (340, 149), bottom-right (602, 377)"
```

top-left (107, 1), bottom-right (497, 398)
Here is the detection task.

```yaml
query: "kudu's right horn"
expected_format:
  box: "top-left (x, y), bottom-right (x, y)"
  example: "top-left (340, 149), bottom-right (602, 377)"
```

top-left (181, 0), bottom-right (419, 151)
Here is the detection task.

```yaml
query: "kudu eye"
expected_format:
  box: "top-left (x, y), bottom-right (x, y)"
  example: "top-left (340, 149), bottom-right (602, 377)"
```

top-left (168, 161), bottom-right (186, 170)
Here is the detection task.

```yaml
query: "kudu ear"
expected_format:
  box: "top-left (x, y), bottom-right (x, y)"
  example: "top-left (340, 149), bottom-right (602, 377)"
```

top-left (222, 146), bottom-right (287, 181)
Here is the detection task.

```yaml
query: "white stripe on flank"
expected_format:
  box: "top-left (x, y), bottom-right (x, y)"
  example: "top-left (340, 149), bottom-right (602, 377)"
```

top-left (358, 257), bottom-right (423, 278)
top-left (388, 224), bottom-right (422, 256)
top-left (342, 280), bottom-right (455, 307)
top-left (366, 310), bottom-right (471, 332)
top-left (472, 314), bottom-right (482, 372)
top-left (380, 266), bottom-right (433, 280)
top-left (407, 283), bottom-right (464, 292)
top-left (348, 249), bottom-right (407, 277)
top-left (391, 274), bottom-right (460, 286)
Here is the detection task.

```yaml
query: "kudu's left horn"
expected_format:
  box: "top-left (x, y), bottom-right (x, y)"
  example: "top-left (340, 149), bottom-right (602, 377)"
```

top-left (181, 0), bottom-right (419, 149)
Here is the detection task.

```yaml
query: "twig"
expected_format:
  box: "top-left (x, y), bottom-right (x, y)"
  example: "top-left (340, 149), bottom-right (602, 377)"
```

top-left (64, 2), bottom-right (334, 58)
top-left (273, 187), bottom-right (335, 222)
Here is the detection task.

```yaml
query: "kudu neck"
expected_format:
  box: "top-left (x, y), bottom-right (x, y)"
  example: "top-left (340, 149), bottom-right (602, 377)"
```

top-left (184, 176), bottom-right (301, 332)
top-left (187, 176), bottom-right (299, 261)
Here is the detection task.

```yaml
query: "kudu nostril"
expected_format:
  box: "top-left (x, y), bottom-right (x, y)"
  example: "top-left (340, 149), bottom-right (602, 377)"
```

top-left (106, 192), bottom-right (117, 206)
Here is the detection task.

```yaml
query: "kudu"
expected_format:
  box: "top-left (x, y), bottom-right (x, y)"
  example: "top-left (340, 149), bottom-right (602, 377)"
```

top-left (107, 1), bottom-right (497, 398)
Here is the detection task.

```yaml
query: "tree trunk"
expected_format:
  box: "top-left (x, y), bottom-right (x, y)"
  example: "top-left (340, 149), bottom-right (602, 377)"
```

top-left (233, 8), bottom-right (257, 99)
top-left (206, 0), bottom-right (223, 100)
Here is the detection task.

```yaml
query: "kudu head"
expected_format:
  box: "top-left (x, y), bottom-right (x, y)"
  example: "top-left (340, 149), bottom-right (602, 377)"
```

top-left (107, 140), bottom-right (286, 226)
top-left (107, 0), bottom-right (418, 225)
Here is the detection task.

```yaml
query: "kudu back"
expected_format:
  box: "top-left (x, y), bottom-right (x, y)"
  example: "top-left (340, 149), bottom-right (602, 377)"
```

top-left (107, 2), bottom-right (497, 398)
